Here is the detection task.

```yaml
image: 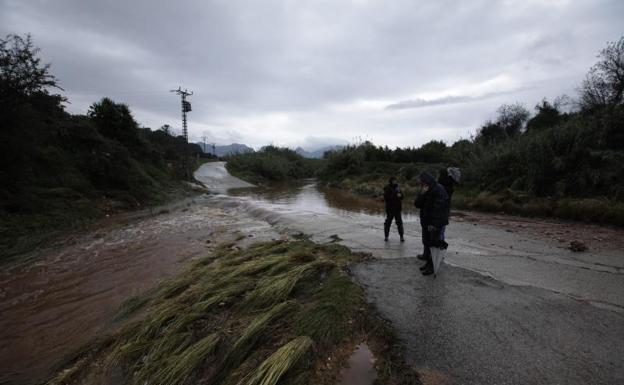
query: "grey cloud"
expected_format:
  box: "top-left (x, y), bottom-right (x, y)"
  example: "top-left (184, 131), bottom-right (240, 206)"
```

top-left (384, 89), bottom-right (530, 110)
top-left (1, 0), bottom-right (622, 148)
top-left (386, 95), bottom-right (478, 110)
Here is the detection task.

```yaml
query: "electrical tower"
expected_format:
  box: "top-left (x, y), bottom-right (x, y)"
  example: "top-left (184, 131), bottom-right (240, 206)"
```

top-left (201, 134), bottom-right (207, 153)
top-left (170, 87), bottom-right (193, 142)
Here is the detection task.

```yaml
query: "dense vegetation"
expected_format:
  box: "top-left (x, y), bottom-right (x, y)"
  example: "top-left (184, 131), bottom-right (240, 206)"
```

top-left (0, 34), bottom-right (207, 259)
top-left (49, 239), bottom-right (418, 385)
top-left (320, 37), bottom-right (624, 225)
top-left (225, 146), bottom-right (323, 185)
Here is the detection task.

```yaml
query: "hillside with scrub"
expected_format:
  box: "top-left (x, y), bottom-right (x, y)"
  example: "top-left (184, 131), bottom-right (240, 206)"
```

top-left (0, 34), bottom-right (211, 260)
top-left (318, 37), bottom-right (624, 226)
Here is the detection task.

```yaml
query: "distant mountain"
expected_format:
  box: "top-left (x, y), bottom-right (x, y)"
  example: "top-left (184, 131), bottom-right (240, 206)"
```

top-left (196, 143), bottom-right (342, 158)
top-left (197, 143), bottom-right (254, 157)
top-left (295, 145), bottom-right (343, 159)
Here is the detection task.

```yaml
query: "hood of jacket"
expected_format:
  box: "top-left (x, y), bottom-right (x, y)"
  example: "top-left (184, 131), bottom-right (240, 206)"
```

top-left (447, 167), bottom-right (461, 183)
top-left (419, 171), bottom-right (436, 186)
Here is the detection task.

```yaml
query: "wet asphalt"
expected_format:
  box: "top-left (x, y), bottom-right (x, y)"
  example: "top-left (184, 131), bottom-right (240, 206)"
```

top-left (353, 259), bottom-right (624, 385)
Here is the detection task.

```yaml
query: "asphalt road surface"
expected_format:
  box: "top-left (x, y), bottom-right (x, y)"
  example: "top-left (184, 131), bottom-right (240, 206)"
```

top-left (353, 259), bottom-right (623, 385)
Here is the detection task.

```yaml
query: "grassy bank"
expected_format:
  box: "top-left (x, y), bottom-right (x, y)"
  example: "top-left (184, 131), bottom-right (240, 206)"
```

top-left (453, 190), bottom-right (624, 226)
top-left (225, 146), bottom-right (325, 185)
top-left (49, 239), bottom-right (419, 385)
top-left (319, 159), bottom-right (442, 199)
top-left (318, 156), bottom-right (624, 226)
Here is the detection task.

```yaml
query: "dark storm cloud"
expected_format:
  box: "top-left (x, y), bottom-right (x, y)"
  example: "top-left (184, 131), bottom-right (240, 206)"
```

top-left (1, 0), bottom-right (622, 148)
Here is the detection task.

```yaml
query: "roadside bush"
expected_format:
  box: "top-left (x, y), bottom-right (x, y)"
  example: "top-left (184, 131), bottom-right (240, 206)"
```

top-left (225, 146), bottom-right (320, 184)
top-left (554, 198), bottom-right (624, 225)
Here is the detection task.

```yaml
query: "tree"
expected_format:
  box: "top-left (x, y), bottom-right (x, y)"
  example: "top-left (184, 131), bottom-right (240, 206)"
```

top-left (475, 103), bottom-right (530, 145)
top-left (578, 36), bottom-right (624, 111)
top-left (416, 140), bottom-right (448, 163)
top-left (0, 34), bottom-right (61, 105)
top-left (496, 103), bottom-right (530, 137)
top-left (526, 98), bottom-right (562, 133)
top-left (159, 124), bottom-right (173, 135)
top-left (88, 97), bottom-right (140, 146)
top-left (475, 120), bottom-right (506, 145)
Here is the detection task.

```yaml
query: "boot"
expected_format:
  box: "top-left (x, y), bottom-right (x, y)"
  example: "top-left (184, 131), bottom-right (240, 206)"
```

top-left (419, 263), bottom-right (431, 271)
top-left (384, 222), bottom-right (390, 241)
top-left (421, 268), bottom-right (434, 276)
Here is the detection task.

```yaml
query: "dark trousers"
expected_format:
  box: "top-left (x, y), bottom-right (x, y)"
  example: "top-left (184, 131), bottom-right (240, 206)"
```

top-left (384, 209), bottom-right (404, 238)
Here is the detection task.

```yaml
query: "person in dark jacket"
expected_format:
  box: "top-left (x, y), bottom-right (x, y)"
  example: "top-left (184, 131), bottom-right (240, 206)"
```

top-left (438, 168), bottom-right (456, 201)
top-left (383, 176), bottom-right (405, 242)
top-left (437, 168), bottom-right (457, 240)
top-left (414, 171), bottom-right (449, 275)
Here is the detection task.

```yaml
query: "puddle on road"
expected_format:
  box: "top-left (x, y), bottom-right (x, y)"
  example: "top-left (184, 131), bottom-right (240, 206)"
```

top-left (339, 343), bottom-right (377, 385)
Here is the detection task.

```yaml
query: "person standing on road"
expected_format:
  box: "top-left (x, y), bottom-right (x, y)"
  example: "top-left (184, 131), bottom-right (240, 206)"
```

top-left (383, 176), bottom-right (405, 242)
top-left (437, 167), bottom-right (460, 240)
top-left (414, 171), bottom-right (449, 275)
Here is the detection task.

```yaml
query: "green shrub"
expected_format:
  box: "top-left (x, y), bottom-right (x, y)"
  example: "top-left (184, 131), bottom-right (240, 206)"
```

top-left (225, 146), bottom-right (321, 184)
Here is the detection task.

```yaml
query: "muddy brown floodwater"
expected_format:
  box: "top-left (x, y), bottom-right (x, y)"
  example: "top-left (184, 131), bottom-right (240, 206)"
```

top-left (0, 197), bottom-right (278, 385)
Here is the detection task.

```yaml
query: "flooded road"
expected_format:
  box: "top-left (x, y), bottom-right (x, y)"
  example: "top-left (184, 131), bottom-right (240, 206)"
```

top-left (2, 162), bottom-right (623, 385)
top-left (223, 181), bottom-right (624, 311)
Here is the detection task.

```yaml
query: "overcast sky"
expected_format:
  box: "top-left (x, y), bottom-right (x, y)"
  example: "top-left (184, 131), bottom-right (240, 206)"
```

top-left (1, 0), bottom-right (622, 149)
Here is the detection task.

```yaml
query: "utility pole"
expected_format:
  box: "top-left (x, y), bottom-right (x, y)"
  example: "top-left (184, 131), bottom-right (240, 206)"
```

top-left (201, 134), bottom-right (207, 153)
top-left (170, 86), bottom-right (193, 179)
top-left (170, 87), bottom-right (193, 142)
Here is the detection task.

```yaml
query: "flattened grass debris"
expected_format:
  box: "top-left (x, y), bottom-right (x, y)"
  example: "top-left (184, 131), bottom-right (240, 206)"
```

top-left (48, 239), bottom-right (419, 385)
top-left (242, 336), bottom-right (313, 385)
